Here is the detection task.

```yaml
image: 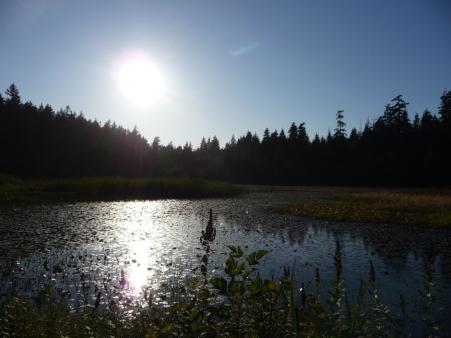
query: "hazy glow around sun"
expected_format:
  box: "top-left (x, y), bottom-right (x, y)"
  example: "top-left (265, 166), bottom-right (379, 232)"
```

top-left (114, 50), bottom-right (168, 107)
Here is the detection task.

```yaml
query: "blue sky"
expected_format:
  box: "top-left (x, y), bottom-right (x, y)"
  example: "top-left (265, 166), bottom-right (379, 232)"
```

top-left (1, 0), bottom-right (450, 146)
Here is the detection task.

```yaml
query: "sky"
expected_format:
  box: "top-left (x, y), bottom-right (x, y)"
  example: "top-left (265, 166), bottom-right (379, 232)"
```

top-left (1, 0), bottom-right (450, 147)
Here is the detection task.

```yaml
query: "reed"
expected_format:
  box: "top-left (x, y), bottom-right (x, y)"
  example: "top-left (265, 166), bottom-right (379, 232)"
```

top-left (0, 176), bottom-right (244, 204)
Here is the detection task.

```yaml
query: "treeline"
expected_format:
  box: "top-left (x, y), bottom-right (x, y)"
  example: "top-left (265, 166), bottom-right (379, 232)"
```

top-left (1, 84), bottom-right (450, 186)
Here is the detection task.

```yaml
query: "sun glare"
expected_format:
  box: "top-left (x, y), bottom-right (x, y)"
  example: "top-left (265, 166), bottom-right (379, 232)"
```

top-left (115, 51), bottom-right (167, 107)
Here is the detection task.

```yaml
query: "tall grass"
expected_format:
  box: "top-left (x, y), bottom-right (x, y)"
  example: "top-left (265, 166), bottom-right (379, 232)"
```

top-left (0, 176), bottom-right (244, 204)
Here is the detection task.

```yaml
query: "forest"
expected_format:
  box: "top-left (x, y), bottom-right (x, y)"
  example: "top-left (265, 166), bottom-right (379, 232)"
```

top-left (1, 83), bottom-right (450, 187)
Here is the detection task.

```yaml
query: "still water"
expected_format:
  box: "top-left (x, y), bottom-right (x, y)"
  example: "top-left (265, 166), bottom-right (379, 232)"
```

top-left (1, 190), bottom-right (450, 333)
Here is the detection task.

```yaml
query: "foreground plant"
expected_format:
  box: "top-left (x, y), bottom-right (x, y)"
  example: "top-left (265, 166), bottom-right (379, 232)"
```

top-left (0, 243), bottom-right (441, 337)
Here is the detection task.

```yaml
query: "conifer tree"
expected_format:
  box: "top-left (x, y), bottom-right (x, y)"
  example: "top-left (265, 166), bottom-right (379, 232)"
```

top-left (210, 136), bottom-right (220, 151)
top-left (5, 83), bottom-right (21, 105)
top-left (297, 122), bottom-right (309, 144)
top-left (334, 110), bottom-right (346, 138)
top-left (438, 90), bottom-right (451, 127)
top-left (288, 122), bottom-right (298, 141)
top-left (262, 128), bottom-right (270, 143)
top-left (200, 137), bottom-right (208, 151)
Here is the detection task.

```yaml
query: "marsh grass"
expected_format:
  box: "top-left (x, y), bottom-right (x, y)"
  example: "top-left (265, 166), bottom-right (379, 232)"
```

top-left (0, 176), bottom-right (243, 204)
top-left (278, 190), bottom-right (451, 227)
top-left (0, 243), bottom-right (441, 337)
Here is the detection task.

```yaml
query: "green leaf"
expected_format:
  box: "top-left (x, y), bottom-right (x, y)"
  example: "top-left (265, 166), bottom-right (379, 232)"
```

top-left (161, 322), bottom-right (175, 333)
top-left (210, 277), bottom-right (227, 292)
top-left (229, 281), bottom-right (241, 294)
top-left (248, 276), bottom-right (262, 295)
top-left (227, 245), bottom-right (243, 258)
top-left (227, 245), bottom-right (238, 253)
top-left (246, 252), bottom-right (258, 265)
top-left (265, 280), bottom-right (277, 292)
top-left (234, 262), bottom-right (245, 275)
top-left (255, 250), bottom-right (269, 260)
top-left (225, 256), bottom-right (237, 275)
top-left (190, 307), bottom-right (201, 321)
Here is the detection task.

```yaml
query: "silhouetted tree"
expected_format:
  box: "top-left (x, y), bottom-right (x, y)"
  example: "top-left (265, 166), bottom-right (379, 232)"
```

top-left (381, 95), bottom-right (410, 132)
top-left (334, 110), bottom-right (346, 139)
top-left (151, 137), bottom-right (161, 150)
top-left (200, 137), bottom-right (208, 151)
top-left (288, 122), bottom-right (298, 141)
top-left (438, 90), bottom-right (451, 127)
top-left (297, 123), bottom-right (309, 144)
top-left (209, 136), bottom-right (220, 151)
top-left (5, 83), bottom-right (20, 105)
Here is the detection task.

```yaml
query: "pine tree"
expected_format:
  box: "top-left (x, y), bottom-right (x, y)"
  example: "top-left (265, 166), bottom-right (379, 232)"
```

top-left (288, 122), bottom-right (298, 141)
top-left (262, 128), bottom-right (270, 143)
top-left (421, 110), bottom-right (436, 130)
top-left (334, 110), bottom-right (347, 139)
top-left (229, 135), bottom-right (237, 147)
top-left (200, 137), bottom-right (208, 151)
top-left (183, 142), bottom-right (192, 152)
top-left (413, 113), bottom-right (420, 129)
top-left (5, 83), bottom-right (21, 105)
top-left (151, 136), bottom-right (161, 150)
top-left (438, 90), bottom-right (451, 127)
top-left (312, 133), bottom-right (321, 145)
top-left (382, 95), bottom-right (410, 131)
top-left (279, 129), bottom-right (286, 140)
top-left (297, 122), bottom-right (309, 144)
top-left (210, 136), bottom-right (220, 151)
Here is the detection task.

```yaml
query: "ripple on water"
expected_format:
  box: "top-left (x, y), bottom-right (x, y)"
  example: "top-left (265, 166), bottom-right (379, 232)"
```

top-left (1, 192), bottom-right (450, 332)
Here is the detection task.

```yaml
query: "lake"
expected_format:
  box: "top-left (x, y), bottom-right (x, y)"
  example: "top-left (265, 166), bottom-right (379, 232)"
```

top-left (1, 189), bottom-right (450, 334)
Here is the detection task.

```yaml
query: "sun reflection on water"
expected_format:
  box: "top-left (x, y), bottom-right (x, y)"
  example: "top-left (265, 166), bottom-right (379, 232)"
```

top-left (126, 240), bottom-right (154, 294)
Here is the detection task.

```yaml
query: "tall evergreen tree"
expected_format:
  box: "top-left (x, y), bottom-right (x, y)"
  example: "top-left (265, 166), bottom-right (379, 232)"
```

top-left (151, 136), bottom-right (161, 150)
top-left (5, 83), bottom-right (21, 105)
top-left (200, 137), bottom-right (208, 151)
top-left (288, 122), bottom-right (298, 141)
top-left (382, 95), bottom-right (410, 131)
top-left (297, 122), bottom-right (309, 144)
top-left (279, 129), bottom-right (287, 141)
top-left (334, 110), bottom-right (346, 138)
top-left (209, 136), bottom-right (220, 151)
top-left (438, 90), bottom-right (451, 127)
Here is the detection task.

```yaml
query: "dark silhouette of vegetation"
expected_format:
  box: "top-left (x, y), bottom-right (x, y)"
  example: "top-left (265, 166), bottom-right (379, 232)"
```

top-left (0, 177), bottom-right (243, 204)
top-left (1, 83), bottom-right (450, 187)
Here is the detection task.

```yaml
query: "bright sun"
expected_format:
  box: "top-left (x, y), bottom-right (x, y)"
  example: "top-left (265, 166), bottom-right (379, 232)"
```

top-left (115, 51), bottom-right (167, 107)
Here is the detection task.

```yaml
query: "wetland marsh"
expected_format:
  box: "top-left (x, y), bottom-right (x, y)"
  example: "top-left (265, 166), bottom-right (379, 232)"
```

top-left (1, 188), bottom-right (450, 336)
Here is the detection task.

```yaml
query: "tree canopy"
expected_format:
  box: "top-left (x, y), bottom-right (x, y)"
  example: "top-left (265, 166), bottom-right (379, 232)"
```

top-left (1, 84), bottom-right (450, 187)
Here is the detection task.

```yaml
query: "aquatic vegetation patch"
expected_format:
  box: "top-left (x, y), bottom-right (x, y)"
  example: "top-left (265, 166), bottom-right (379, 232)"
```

top-left (0, 176), bottom-right (244, 204)
top-left (277, 190), bottom-right (451, 227)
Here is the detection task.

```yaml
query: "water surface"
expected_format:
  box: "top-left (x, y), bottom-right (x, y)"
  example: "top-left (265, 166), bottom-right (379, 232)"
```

top-left (1, 190), bottom-right (450, 333)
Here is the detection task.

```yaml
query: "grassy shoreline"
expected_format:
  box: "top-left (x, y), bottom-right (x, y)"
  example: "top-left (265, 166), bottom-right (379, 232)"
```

top-left (0, 175), bottom-right (244, 204)
top-left (277, 190), bottom-right (451, 227)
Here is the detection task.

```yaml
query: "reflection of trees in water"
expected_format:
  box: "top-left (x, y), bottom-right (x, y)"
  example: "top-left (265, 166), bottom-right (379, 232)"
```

top-left (310, 220), bottom-right (451, 281)
top-left (246, 214), bottom-right (310, 247)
